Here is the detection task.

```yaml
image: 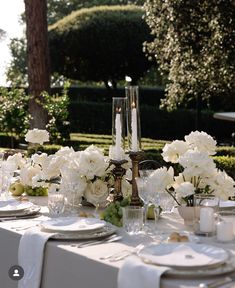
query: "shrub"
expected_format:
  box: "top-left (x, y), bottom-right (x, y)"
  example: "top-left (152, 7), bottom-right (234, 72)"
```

top-left (49, 5), bottom-right (153, 87)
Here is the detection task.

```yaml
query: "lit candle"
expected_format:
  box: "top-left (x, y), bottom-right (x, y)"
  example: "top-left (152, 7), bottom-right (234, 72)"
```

top-left (217, 221), bottom-right (234, 242)
top-left (199, 207), bottom-right (215, 233)
top-left (115, 108), bottom-right (122, 160)
top-left (131, 102), bottom-right (138, 151)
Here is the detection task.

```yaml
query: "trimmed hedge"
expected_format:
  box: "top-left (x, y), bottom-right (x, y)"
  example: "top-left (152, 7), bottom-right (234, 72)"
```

top-left (49, 5), bottom-right (153, 85)
top-left (68, 102), bottom-right (235, 143)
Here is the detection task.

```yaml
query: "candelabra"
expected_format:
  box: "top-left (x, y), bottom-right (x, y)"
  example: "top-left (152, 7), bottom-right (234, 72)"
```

top-left (110, 159), bottom-right (128, 202)
top-left (129, 151), bottom-right (144, 206)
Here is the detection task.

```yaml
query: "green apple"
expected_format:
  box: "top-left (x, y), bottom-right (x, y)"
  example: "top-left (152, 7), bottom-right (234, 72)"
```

top-left (9, 182), bottom-right (25, 196)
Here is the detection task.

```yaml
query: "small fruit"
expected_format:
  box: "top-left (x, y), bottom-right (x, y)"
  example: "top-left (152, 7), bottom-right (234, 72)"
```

top-left (146, 204), bottom-right (155, 220)
top-left (9, 182), bottom-right (25, 196)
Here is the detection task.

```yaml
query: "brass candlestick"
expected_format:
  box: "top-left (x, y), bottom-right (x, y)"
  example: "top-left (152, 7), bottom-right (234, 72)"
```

top-left (129, 151), bottom-right (145, 206)
top-left (110, 159), bottom-right (128, 202)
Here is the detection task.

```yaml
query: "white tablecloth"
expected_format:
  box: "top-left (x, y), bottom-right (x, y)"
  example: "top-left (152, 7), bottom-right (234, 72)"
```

top-left (0, 198), bottom-right (235, 288)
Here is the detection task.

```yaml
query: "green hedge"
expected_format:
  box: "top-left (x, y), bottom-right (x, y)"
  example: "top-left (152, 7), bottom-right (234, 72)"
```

top-left (68, 102), bottom-right (235, 143)
top-left (49, 5), bottom-right (152, 85)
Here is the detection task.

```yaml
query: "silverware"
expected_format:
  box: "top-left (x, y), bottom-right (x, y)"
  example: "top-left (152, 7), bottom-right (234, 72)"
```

top-left (101, 243), bottom-right (145, 262)
top-left (0, 214), bottom-right (40, 222)
top-left (74, 234), bottom-right (122, 248)
top-left (198, 276), bottom-right (235, 288)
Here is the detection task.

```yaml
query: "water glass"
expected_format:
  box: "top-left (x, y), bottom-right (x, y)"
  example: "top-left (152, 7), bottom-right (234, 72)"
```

top-left (48, 192), bottom-right (65, 217)
top-left (122, 206), bottom-right (144, 235)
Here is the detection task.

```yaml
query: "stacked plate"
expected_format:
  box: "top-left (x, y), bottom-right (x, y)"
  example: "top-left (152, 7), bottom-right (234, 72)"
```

top-left (40, 217), bottom-right (116, 240)
top-left (138, 243), bottom-right (235, 277)
top-left (219, 200), bottom-right (235, 210)
top-left (0, 199), bottom-right (40, 219)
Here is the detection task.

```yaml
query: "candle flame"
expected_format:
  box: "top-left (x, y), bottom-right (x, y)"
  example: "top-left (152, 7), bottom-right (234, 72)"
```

top-left (131, 102), bottom-right (136, 109)
top-left (116, 107), bottom-right (121, 113)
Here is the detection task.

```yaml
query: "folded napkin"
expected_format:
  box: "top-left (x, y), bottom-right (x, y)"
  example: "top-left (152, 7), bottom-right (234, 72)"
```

top-left (118, 255), bottom-right (170, 288)
top-left (18, 228), bottom-right (55, 288)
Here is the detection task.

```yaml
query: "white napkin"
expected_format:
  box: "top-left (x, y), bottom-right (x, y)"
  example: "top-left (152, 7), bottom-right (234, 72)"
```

top-left (18, 228), bottom-right (55, 288)
top-left (118, 255), bottom-right (170, 288)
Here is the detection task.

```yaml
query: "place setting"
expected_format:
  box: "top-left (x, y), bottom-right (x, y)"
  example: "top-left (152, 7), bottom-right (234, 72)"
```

top-left (0, 198), bottom-right (41, 220)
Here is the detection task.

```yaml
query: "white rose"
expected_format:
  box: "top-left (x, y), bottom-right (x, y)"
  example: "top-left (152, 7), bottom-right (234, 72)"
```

top-left (84, 179), bottom-right (109, 206)
top-left (185, 131), bottom-right (217, 155)
top-left (161, 140), bottom-right (189, 163)
top-left (78, 145), bottom-right (109, 180)
top-left (25, 129), bottom-right (49, 145)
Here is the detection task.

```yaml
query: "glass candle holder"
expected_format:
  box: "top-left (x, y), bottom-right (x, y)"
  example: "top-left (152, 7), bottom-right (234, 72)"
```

top-left (125, 86), bottom-right (141, 152)
top-left (110, 97), bottom-right (126, 161)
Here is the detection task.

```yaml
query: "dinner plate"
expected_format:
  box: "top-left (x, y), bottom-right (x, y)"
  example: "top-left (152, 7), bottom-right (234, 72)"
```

top-left (141, 253), bottom-right (235, 277)
top-left (138, 243), bottom-right (229, 269)
top-left (50, 223), bottom-right (117, 240)
top-left (0, 199), bottom-right (34, 213)
top-left (219, 200), bottom-right (235, 209)
top-left (40, 217), bottom-right (106, 233)
top-left (0, 205), bottom-right (41, 219)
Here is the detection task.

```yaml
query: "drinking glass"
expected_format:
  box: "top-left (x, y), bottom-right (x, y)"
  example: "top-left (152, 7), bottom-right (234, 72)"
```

top-left (48, 192), bottom-right (65, 217)
top-left (122, 206), bottom-right (144, 235)
top-left (1, 161), bottom-right (16, 200)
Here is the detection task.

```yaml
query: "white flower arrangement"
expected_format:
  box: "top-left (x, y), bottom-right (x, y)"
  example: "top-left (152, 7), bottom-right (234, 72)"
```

top-left (10, 139), bottom-right (131, 206)
top-left (147, 131), bottom-right (235, 206)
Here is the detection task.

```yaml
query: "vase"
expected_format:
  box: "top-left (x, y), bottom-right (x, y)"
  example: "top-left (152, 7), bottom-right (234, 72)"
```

top-left (177, 206), bottom-right (198, 226)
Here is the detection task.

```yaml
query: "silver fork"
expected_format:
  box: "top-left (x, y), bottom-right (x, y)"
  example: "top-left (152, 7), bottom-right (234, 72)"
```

top-left (198, 276), bottom-right (235, 288)
top-left (106, 243), bottom-right (145, 262)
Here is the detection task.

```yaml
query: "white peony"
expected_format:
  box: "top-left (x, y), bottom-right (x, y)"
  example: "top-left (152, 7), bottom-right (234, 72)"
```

top-left (25, 129), bottom-right (49, 145)
top-left (31, 153), bottom-right (48, 167)
top-left (162, 140), bottom-right (189, 163)
top-left (184, 131), bottom-right (217, 155)
top-left (20, 163), bottom-right (42, 186)
top-left (179, 150), bottom-right (216, 177)
top-left (84, 179), bottom-right (109, 206)
top-left (7, 153), bottom-right (26, 169)
top-left (175, 182), bottom-right (196, 199)
top-left (147, 166), bottom-right (174, 193)
top-left (208, 170), bottom-right (235, 200)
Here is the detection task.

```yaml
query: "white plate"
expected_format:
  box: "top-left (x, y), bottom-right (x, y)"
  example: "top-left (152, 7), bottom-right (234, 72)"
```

top-left (0, 199), bottom-right (34, 213)
top-left (0, 205), bottom-right (41, 219)
top-left (50, 223), bottom-right (117, 240)
top-left (219, 200), bottom-right (235, 208)
top-left (138, 243), bottom-right (229, 269)
top-left (40, 217), bottom-right (106, 233)
top-left (142, 254), bottom-right (235, 277)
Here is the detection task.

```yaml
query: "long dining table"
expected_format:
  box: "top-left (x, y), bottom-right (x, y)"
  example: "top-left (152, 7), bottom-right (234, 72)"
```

top-left (0, 197), bottom-right (235, 288)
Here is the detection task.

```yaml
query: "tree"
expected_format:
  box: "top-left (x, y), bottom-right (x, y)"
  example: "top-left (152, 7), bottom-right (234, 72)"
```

top-left (144, 0), bottom-right (235, 111)
top-left (49, 5), bottom-right (152, 87)
top-left (47, 0), bottom-right (145, 25)
top-left (7, 0), bottom-right (145, 86)
top-left (24, 0), bottom-right (50, 129)
top-left (0, 28), bottom-right (6, 41)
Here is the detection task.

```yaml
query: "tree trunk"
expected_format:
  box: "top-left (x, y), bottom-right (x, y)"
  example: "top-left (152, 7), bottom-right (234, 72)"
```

top-left (24, 0), bottom-right (50, 129)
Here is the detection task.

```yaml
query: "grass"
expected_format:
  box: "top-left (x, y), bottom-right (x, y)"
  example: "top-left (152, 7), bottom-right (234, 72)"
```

top-left (70, 133), bottom-right (167, 155)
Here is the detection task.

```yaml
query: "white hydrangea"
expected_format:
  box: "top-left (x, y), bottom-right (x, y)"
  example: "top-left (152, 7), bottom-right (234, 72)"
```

top-left (25, 129), bottom-right (49, 145)
top-left (147, 166), bottom-right (174, 193)
top-left (184, 131), bottom-right (217, 155)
